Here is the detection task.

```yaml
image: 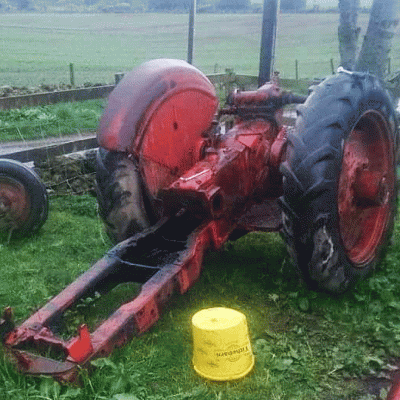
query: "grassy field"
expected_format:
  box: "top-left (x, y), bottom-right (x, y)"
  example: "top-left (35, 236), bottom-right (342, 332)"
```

top-left (1, 195), bottom-right (400, 399)
top-left (0, 99), bottom-right (105, 142)
top-left (1, 11), bottom-right (400, 400)
top-left (1, 12), bottom-right (399, 87)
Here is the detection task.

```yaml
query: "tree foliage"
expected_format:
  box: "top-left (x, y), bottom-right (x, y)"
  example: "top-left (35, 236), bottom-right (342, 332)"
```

top-left (280, 0), bottom-right (306, 12)
top-left (10, 0), bottom-right (30, 9)
top-left (216, 0), bottom-right (250, 11)
top-left (148, 0), bottom-right (187, 11)
top-left (148, 0), bottom-right (215, 11)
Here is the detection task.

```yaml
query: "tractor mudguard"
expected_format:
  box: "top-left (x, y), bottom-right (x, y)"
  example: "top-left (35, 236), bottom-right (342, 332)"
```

top-left (97, 58), bottom-right (219, 156)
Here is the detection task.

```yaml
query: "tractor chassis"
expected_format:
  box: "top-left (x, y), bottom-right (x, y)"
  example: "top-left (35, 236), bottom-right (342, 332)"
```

top-left (1, 203), bottom-right (281, 384)
top-left (0, 82), bottom-right (300, 383)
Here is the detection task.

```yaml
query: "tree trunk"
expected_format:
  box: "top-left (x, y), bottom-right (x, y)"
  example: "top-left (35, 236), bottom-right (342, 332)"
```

top-left (355, 0), bottom-right (400, 79)
top-left (338, 0), bottom-right (360, 70)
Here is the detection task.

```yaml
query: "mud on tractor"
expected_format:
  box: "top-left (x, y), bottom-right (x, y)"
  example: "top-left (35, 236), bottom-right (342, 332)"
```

top-left (0, 59), bottom-right (398, 382)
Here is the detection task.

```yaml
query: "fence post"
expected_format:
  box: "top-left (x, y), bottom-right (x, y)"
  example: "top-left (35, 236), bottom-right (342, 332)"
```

top-left (295, 60), bottom-right (299, 81)
top-left (258, 0), bottom-right (278, 87)
top-left (187, 0), bottom-right (196, 65)
top-left (69, 63), bottom-right (75, 87)
top-left (115, 73), bottom-right (124, 85)
top-left (330, 58), bottom-right (334, 74)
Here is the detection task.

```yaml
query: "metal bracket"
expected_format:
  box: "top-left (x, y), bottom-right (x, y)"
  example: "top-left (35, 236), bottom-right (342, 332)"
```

top-left (337, 66), bottom-right (354, 75)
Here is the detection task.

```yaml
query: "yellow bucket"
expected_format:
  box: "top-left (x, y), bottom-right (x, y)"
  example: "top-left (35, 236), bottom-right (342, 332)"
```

top-left (191, 307), bottom-right (254, 381)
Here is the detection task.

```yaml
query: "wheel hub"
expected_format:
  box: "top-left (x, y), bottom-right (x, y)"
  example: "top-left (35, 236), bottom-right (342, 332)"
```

top-left (0, 177), bottom-right (30, 231)
top-left (338, 111), bottom-right (395, 266)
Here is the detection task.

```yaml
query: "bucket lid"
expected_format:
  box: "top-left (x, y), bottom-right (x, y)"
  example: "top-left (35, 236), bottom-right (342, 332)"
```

top-left (192, 307), bottom-right (244, 331)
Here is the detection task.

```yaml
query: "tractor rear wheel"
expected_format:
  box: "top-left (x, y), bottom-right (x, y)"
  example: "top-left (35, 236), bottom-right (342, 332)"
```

top-left (0, 159), bottom-right (48, 238)
top-left (280, 72), bottom-right (399, 294)
top-left (95, 148), bottom-right (153, 243)
top-left (95, 59), bottom-right (218, 243)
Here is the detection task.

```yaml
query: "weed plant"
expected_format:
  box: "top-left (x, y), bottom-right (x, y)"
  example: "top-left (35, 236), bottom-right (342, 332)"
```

top-left (0, 99), bottom-right (105, 142)
top-left (1, 195), bottom-right (400, 399)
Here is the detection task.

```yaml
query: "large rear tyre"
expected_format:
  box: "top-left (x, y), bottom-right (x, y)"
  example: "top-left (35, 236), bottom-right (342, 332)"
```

top-left (280, 72), bottom-right (399, 294)
top-left (95, 148), bottom-right (153, 243)
top-left (0, 159), bottom-right (48, 238)
top-left (95, 59), bottom-right (218, 243)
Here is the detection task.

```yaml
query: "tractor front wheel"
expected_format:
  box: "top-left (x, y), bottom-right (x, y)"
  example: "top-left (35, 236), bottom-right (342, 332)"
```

top-left (281, 71), bottom-right (399, 294)
top-left (0, 159), bottom-right (48, 238)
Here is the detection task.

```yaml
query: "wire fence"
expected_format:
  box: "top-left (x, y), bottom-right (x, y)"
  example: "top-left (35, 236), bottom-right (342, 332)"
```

top-left (275, 57), bottom-right (400, 81)
top-left (2, 55), bottom-right (400, 91)
top-left (0, 66), bottom-right (120, 90)
top-left (1, 69), bottom-right (399, 197)
top-left (1, 11), bottom-right (400, 89)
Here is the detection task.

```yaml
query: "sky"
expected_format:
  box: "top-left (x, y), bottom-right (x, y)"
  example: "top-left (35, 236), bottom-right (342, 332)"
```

top-left (251, 0), bottom-right (373, 7)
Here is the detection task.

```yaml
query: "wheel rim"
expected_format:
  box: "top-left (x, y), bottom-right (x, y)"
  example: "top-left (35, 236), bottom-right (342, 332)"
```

top-left (0, 176), bottom-right (30, 232)
top-left (139, 90), bottom-right (217, 198)
top-left (338, 110), bottom-right (395, 266)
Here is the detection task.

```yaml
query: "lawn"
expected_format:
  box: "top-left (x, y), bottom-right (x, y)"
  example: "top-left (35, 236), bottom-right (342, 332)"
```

top-left (0, 99), bottom-right (105, 142)
top-left (1, 12), bottom-right (399, 87)
top-left (2, 11), bottom-right (400, 399)
top-left (1, 194), bottom-right (400, 399)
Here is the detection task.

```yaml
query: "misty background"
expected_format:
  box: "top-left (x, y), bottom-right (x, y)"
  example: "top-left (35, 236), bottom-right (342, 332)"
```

top-left (1, 0), bottom-right (374, 13)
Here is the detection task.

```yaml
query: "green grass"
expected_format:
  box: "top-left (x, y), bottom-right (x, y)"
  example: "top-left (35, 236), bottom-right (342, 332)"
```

top-left (1, 11), bottom-right (400, 399)
top-left (1, 194), bottom-right (400, 399)
top-left (1, 13), bottom-right (399, 87)
top-left (0, 80), bottom-right (306, 142)
top-left (0, 99), bottom-right (105, 142)
top-left (0, 195), bottom-right (110, 320)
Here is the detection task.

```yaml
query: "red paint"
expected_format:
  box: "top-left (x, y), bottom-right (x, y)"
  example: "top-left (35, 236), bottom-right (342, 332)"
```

top-left (0, 177), bottom-right (30, 229)
top-left (338, 113), bottom-right (395, 266)
top-left (67, 325), bottom-right (93, 363)
top-left (2, 59), bottom-right (305, 383)
top-left (388, 378), bottom-right (400, 400)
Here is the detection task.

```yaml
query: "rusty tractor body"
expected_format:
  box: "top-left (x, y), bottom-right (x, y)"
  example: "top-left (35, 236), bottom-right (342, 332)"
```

top-left (1, 59), bottom-right (398, 383)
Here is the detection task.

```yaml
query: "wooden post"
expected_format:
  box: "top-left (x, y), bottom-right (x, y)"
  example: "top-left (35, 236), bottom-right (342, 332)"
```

top-left (187, 0), bottom-right (196, 65)
top-left (258, 0), bottom-right (278, 87)
top-left (295, 59), bottom-right (299, 81)
top-left (69, 63), bottom-right (75, 87)
top-left (115, 73), bottom-right (124, 85)
top-left (330, 58), bottom-right (335, 74)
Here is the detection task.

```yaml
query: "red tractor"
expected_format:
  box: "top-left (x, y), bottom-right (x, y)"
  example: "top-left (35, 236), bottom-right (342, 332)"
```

top-left (95, 58), bottom-right (398, 294)
top-left (0, 58), bottom-right (398, 382)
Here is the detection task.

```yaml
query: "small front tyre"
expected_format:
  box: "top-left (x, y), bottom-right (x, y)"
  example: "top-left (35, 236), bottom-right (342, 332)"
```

top-left (0, 159), bottom-right (48, 238)
top-left (280, 71), bottom-right (399, 294)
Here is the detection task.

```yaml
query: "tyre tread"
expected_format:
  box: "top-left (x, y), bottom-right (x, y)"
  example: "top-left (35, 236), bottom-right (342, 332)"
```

top-left (281, 72), bottom-right (399, 293)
